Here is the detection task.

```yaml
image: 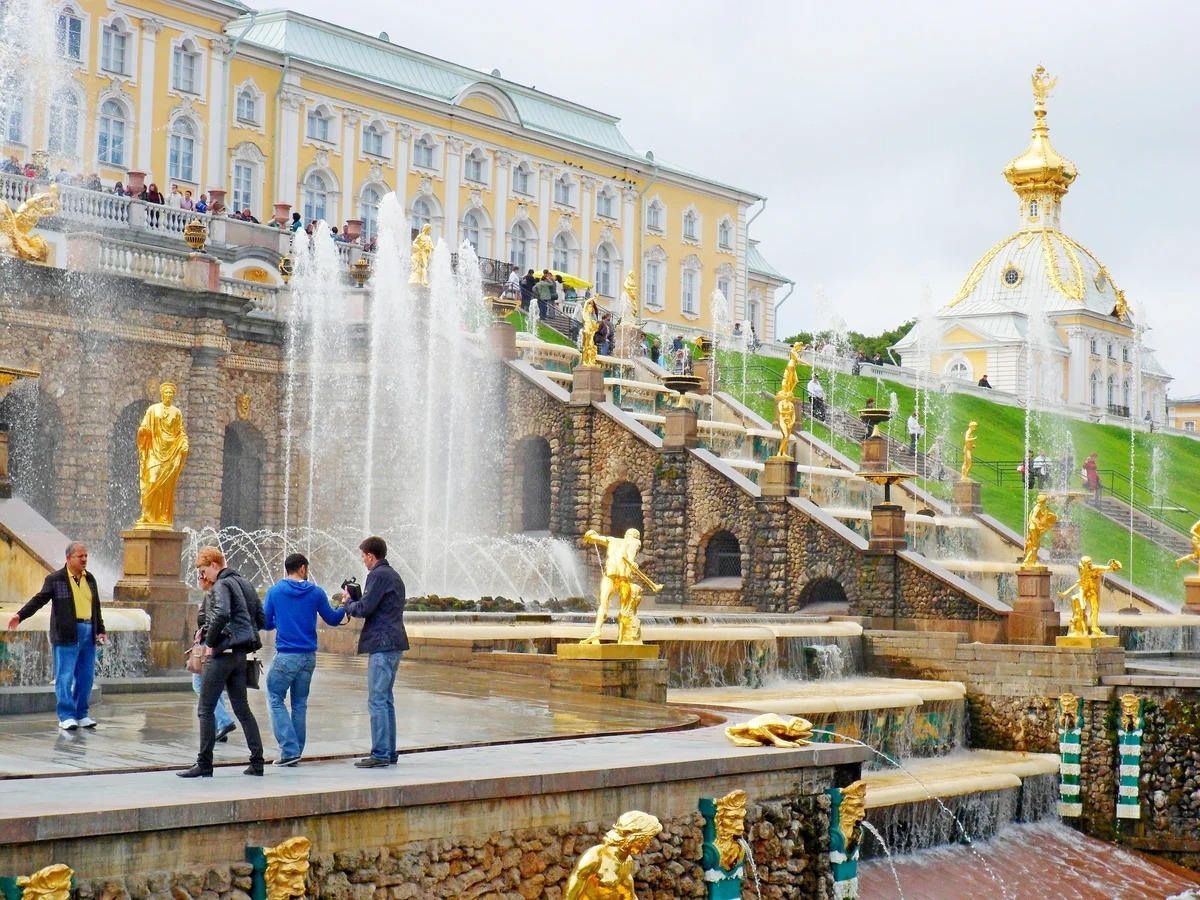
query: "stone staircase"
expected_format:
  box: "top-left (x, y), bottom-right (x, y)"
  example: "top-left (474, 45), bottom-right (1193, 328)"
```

top-left (1095, 495), bottom-right (1194, 557)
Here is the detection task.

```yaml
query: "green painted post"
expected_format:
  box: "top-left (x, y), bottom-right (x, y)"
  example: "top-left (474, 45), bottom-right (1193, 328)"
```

top-left (245, 847), bottom-right (267, 900)
top-left (0, 877), bottom-right (23, 900)
top-left (828, 786), bottom-right (860, 900)
top-left (699, 797), bottom-right (744, 899)
top-left (1116, 696), bottom-right (1144, 820)
top-left (1057, 695), bottom-right (1085, 818)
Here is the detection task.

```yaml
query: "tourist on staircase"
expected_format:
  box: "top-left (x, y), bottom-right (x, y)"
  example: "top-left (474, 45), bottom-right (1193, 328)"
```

top-left (906, 410), bottom-right (923, 453)
top-left (807, 373), bottom-right (826, 422)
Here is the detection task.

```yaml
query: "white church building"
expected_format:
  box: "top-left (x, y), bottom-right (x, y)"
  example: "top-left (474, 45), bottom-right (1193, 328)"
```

top-left (894, 67), bottom-right (1172, 421)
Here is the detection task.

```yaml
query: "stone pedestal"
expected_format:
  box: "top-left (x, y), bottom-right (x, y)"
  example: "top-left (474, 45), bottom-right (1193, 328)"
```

top-left (488, 320), bottom-right (518, 361)
top-left (1057, 634), bottom-right (1120, 649)
top-left (570, 364), bottom-right (605, 405)
top-left (1010, 568), bottom-right (1060, 646)
top-left (551, 646), bottom-right (667, 704)
top-left (184, 253), bottom-right (219, 292)
top-left (663, 406), bottom-right (699, 450)
top-left (693, 357), bottom-right (717, 394)
top-left (613, 322), bottom-right (642, 360)
top-left (860, 437), bottom-right (887, 472)
top-left (760, 455), bottom-right (797, 498)
top-left (868, 504), bottom-right (907, 551)
top-left (111, 528), bottom-right (195, 673)
top-left (1183, 576), bottom-right (1200, 614)
top-left (555, 643), bottom-right (659, 660)
top-left (952, 479), bottom-right (982, 513)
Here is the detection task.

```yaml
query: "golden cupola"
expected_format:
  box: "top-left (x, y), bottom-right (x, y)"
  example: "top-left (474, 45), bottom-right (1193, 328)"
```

top-left (1003, 66), bottom-right (1077, 210)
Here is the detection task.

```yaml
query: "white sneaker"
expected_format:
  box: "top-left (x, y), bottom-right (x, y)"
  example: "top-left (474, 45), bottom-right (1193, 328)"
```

top-left (59, 719), bottom-right (78, 731)
top-left (78, 717), bottom-right (97, 728)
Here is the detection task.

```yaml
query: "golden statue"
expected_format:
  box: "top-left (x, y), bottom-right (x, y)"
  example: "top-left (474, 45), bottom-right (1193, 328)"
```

top-left (0, 183), bottom-right (59, 262)
top-left (1119, 693), bottom-right (1141, 732)
top-left (1058, 556), bottom-right (1121, 638)
top-left (774, 341), bottom-right (804, 459)
top-left (1057, 692), bottom-right (1079, 730)
top-left (725, 713), bottom-right (814, 748)
top-left (1111, 289), bottom-right (1130, 321)
top-left (409, 223), bottom-right (433, 286)
top-left (565, 810), bottom-right (662, 900)
top-left (236, 392), bottom-right (251, 421)
top-left (622, 270), bottom-right (639, 319)
top-left (1031, 65), bottom-right (1057, 106)
top-left (1175, 520), bottom-right (1200, 574)
top-left (713, 789), bottom-right (748, 871)
top-left (1020, 492), bottom-right (1058, 569)
top-left (15, 864), bottom-right (73, 900)
top-left (263, 836), bottom-right (311, 900)
top-left (579, 296), bottom-right (601, 368)
top-left (837, 781), bottom-right (867, 855)
top-left (135, 382), bottom-right (189, 529)
top-left (960, 421), bottom-right (978, 481)
top-left (580, 528), bottom-right (663, 645)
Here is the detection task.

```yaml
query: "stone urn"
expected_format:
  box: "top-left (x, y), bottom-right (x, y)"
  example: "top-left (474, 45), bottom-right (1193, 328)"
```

top-left (344, 219), bottom-right (363, 242)
top-left (273, 202), bottom-right (292, 226)
top-left (208, 188), bottom-right (228, 214)
top-left (125, 170), bottom-right (146, 194)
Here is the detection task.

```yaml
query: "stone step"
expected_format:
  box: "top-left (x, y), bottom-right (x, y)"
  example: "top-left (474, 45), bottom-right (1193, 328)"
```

top-left (861, 749), bottom-right (1059, 809)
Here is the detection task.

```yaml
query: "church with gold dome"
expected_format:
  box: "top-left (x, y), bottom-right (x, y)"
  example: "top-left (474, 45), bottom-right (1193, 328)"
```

top-left (894, 67), bottom-right (1172, 420)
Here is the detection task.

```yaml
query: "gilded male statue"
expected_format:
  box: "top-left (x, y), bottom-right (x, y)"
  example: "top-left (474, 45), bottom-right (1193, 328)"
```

top-left (960, 421), bottom-right (978, 481)
top-left (580, 528), bottom-right (661, 645)
top-left (409, 223), bottom-right (433, 286)
top-left (1058, 556), bottom-right (1121, 637)
top-left (564, 810), bottom-right (662, 899)
top-left (0, 183), bottom-right (59, 262)
top-left (774, 341), bottom-right (804, 458)
top-left (136, 382), bottom-right (189, 529)
top-left (1175, 520), bottom-right (1200, 574)
top-left (263, 836), bottom-right (311, 900)
top-left (15, 864), bottom-right (73, 900)
top-left (1020, 493), bottom-right (1058, 569)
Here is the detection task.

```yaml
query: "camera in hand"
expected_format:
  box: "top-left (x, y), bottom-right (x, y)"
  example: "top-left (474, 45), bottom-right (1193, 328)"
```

top-left (341, 577), bottom-right (362, 602)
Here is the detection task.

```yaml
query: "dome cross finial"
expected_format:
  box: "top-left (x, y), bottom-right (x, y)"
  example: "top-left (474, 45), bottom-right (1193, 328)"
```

top-left (1032, 66), bottom-right (1057, 109)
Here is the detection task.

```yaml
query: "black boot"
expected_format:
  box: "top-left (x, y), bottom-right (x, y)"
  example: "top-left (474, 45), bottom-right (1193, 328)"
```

top-left (244, 763), bottom-right (264, 776)
top-left (177, 764), bottom-right (213, 778)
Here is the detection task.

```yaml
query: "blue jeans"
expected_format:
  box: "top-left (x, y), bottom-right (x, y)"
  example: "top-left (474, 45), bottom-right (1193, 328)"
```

top-left (267, 651), bottom-right (316, 759)
top-left (367, 650), bottom-right (402, 761)
top-left (53, 621), bottom-right (96, 722)
top-left (192, 673), bottom-right (233, 732)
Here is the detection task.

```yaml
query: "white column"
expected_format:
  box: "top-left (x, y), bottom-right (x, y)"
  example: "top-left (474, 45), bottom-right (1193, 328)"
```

top-left (735, 203), bottom-right (749, 320)
top-left (276, 89), bottom-right (303, 207)
top-left (1066, 328), bottom-right (1088, 406)
top-left (493, 150), bottom-right (511, 262)
top-left (136, 18), bottom-right (163, 175)
top-left (393, 124), bottom-right (411, 211)
top-left (579, 175), bottom-right (594, 282)
top-left (621, 185), bottom-right (638, 278)
top-left (341, 109), bottom-right (360, 227)
top-left (538, 164), bottom-right (554, 270)
top-left (1100, 343), bottom-right (1109, 411)
top-left (444, 137), bottom-right (463, 246)
top-left (206, 37), bottom-right (231, 192)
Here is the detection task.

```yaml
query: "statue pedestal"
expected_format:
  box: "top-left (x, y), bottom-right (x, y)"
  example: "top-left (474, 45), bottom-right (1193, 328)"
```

top-left (1050, 519), bottom-right (1081, 562)
top-left (760, 455), bottom-right (797, 498)
top-left (570, 364), bottom-right (605, 405)
top-left (552, 644), bottom-right (666, 704)
top-left (556, 643), bottom-right (660, 661)
top-left (1056, 634), bottom-right (1121, 649)
top-left (860, 437), bottom-right (888, 472)
top-left (488, 320), bottom-right (517, 361)
top-left (1010, 568), bottom-right (1059, 646)
top-left (1183, 576), bottom-right (1200, 614)
top-left (613, 322), bottom-right (642, 360)
top-left (693, 357), bottom-right (717, 394)
top-left (952, 480), bottom-right (982, 513)
top-left (868, 504), bottom-right (907, 551)
top-left (663, 406), bottom-right (699, 450)
top-left (111, 528), bottom-right (195, 673)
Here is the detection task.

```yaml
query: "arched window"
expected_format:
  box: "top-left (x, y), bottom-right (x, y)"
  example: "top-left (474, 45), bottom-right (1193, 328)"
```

top-left (236, 89), bottom-right (257, 124)
top-left (1122, 379), bottom-right (1131, 408)
top-left (647, 200), bottom-right (664, 233)
top-left (171, 40), bottom-right (199, 93)
top-left (0, 91), bottom-right (22, 144)
top-left (554, 174), bottom-right (573, 207)
top-left (747, 291), bottom-right (761, 335)
top-left (949, 360), bottom-right (970, 380)
top-left (97, 99), bottom-right (128, 166)
top-left (56, 10), bottom-right (83, 60)
top-left (596, 187), bottom-right (615, 219)
top-left (168, 119), bottom-right (196, 182)
top-left (718, 218), bottom-right (732, 249)
top-left (464, 149), bottom-right (487, 184)
top-left (683, 209), bottom-right (699, 241)
top-left (595, 244), bottom-right (613, 297)
top-left (306, 106), bottom-right (332, 143)
top-left (1106, 375), bottom-right (1115, 406)
top-left (362, 122), bottom-right (385, 157)
top-left (703, 531), bottom-right (742, 578)
top-left (411, 197), bottom-right (432, 231)
top-left (360, 187), bottom-right (382, 241)
top-left (553, 233), bottom-right (571, 271)
top-left (518, 437), bottom-right (552, 532)
top-left (101, 21), bottom-right (129, 74)
top-left (48, 90), bottom-right (80, 156)
top-left (220, 423), bottom-right (264, 532)
top-left (303, 171), bottom-right (329, 222)
top-left (680, 257), bottom-right (701, 315)
top-left (609, 483), bottom-right (643, 536)
top-left (512, 161), bottom-right (533, 195)
top-left (463, 209), bottom-right (482, 253)
top-left (413, 136), bottom-right (435, 169)
top-left (1090, 372), bottom-right (1098, 406)
top-left (510, 220), bottom-right (534, 271)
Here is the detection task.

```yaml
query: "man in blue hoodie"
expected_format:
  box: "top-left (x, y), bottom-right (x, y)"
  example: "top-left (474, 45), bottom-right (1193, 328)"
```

top-left (263, 552), bottom-right (346, 766)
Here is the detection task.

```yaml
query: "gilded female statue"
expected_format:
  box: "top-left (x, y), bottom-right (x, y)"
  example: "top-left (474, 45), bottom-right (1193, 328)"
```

top-left (565, 810), bottom-right (662, 899)
top-left (1020, 492), bottom-right (1057, 569)
top-left (579, 296), bottom-right (601, 367)
top-left (960, 421), bottom-right (978, 481)
top-left (409, 223), bottom-right (434, 286)
top-left (136, 382), bottom-right (189, 529)
top-left (774, 341), bottom-right (804, 459)
top-left (622, 270), bottom-right (639, 318)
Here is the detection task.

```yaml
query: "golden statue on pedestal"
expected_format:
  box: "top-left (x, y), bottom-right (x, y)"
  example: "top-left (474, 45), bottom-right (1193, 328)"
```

top-left (1058, 555), bottom-right (1121, 638)
top-left (1175, 520), bottom-right (1200, 573)
top-left (135, 382), bottom-right (189, 529)
top-left (1020, 492), bottom-right (1058, 569)
top-left (579, 296), bottom-right (601, 368)
top-left (621, 270), bottom-right (639, 319)
top-left (264, 836), bottom-right (311, 900)
top-left (774, 341), bottom-right (804, 460)
top-left (565, 810), bottom-right (662, 900)
top-left (408, 223), bottom-right (433, 286)
top-left (725, 713), bottom-right (814, 748)
top-left (0, 183), bottom-right (59, 262)
top-left (960, 421), bottom-right (978, 481)
top-left (15, 864), bottom-right (73, 900)
top-left (581, 528), bottom-right (663, 645)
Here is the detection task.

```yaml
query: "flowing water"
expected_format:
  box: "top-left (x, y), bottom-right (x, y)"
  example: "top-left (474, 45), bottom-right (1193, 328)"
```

top-left (736, 837), bottom-right (762, 900)
top-left (860, 820), bottom-right (905, 899)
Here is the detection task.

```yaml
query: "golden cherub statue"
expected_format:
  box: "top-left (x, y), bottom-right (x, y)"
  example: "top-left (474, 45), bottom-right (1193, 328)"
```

top-left (565, 810), bottom-right (662, 900)
top-left (622, 270), bottom-right (639, 319)
top-left (135, 382), bottom-right (189, 529)
top-left (1020, 492), bottom-right (1058, 569)
top-left (579, 296), bottom-right (601, 368)
top-left (409, 223), bottom-right (433, 286)
top-left (1058, 555), bottom-right (1121, 638)
top-left (960, 421), bottom-right (978, 481)
top-left (580, 528), bottom-right (662, 645)
top-left (725, 713), bottom-right (814, 748)
top-left (264, 836), bottom-right (311, 900)
top-left (774, 341), bottom-right (804, 459)
top-left (16, 864), bottom-right (73, 900)
top-left (0, 183), bottom-right (59, 262)
top-left (1175, 520), bottom-right (1200, 574)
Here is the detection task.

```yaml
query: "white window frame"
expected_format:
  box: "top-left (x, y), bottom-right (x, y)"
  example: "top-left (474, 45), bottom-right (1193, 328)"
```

top-left (645, 260), bottom-right (662, 310)
top-left (1185, 421), bottom-right (1196, 433)
top-left (97, 98), bottom-right (130, 168)
top-left (171, 39), bottom-right (202, 95)
top-left (595, 243), bottom-right (619, 297)
top-left (509, 219), bottom-right (535, 271)
top-left (682, 206), bottom-right (701, 243)
top-left (512, 161), bottom-right (534, 197)
top-left (946, 355), bottom-right (973, 381)
top-left (717, 277), bottom-right (731, 303)
top-left (47, 88), bottom-right (82, 158)
top-left (362, 122), bottom-right (387, 158)
top-left (463, 209), bottom-right (483, 254)
top-left (1090, 372), bottom-right (1099, 406)
top-left (167, 117), bottom-right (199, 184)
top-left (1, 84), bottom-right (27, 145)
top-left (303, 171), bottom-right (332, 223)
top-left (554, 174), bottom-right (574, 208)
top-left (236, 90), bottom-right (257, 125)
top-left (596, 187), bottom-right (616, 220)
top-left (552, 233), bottom-right (570, 271)
top-left (306, 106), bottom-right (334, 144)
top-left (56, 9), bottom-right (84, 62)
top-left (717, 216), bottom-right (734, 250)
top-left (360, 186), bottom-right (383, 241)
top-left (681, 270), bottom-right (698, 316)
top-left (231, 161), bottom-right (255, 216)
top-left (412, 134), bottom-right (439, 171)
top-left (463, 148), bottom-right (488, 185)
top-left (100, 20), bottom-right (130, 74)
top-left (646, 198), bottom-right (664, 234)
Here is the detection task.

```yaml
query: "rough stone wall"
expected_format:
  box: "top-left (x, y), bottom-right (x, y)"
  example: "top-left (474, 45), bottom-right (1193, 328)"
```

top-left (649, 452), bottom-right (688, 606)
top-left (683, 455), bottom-right (758, 597)
top-left (895, 557), bottom-right (1005, 621)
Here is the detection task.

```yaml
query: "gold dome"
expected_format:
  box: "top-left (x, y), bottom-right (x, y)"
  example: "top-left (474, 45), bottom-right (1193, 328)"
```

top-left (1003, 66), bottom-right (1077, 201)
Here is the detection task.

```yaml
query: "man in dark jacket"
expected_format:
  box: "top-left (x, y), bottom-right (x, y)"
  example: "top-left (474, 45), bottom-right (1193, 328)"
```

top-left (519, 269), bottom-right (537, 311)
top-left (178, 546), bottom-right (266, 778)
top-left (342, 535), bottom-right (408, 768)
top-left (7, 542), bottom-right (106, 730)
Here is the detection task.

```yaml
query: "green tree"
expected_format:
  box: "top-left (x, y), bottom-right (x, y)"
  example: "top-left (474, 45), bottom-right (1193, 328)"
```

top-left (781, 320), bottom-right (916, 361)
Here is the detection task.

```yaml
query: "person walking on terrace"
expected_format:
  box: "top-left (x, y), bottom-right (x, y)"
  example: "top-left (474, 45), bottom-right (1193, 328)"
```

top-left (807, 373), bottom-right (827, 422)
top-left (341, 536), bottom-right (408, 768)
top-left (178, 547), bottom-right (265, 778)
top-left (7, 542), bottom-right (106, 730)
top-left (906, 410), bottom-right (923, 453)
top-left (262, 553), bottom-right (346, 766)
top-left (192, 581), bottom-right (237, 745)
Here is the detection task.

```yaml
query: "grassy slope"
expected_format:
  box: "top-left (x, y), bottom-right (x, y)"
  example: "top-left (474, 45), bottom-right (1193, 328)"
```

top-left (718, 352), bottom-right (1200, 604)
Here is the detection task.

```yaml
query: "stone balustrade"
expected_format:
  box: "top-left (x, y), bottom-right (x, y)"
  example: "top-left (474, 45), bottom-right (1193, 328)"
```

top-left (219, 276), bottom-right (282, 316)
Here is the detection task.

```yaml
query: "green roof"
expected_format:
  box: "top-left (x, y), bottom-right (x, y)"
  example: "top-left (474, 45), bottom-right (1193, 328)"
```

top-left (747, 242), bottom-right (790, 283)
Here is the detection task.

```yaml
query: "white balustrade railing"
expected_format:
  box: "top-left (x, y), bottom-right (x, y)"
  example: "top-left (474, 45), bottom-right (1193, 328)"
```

top-left (56, 183), bottom-right (131, 228)
top-left (143, 204), bottom-right (209, 238)
top-left (0, 171), bottom-right (33, 206)
top-left (93, 238), bottom-right (188, 285)
top-left (219, 276), bottom-right (281, 316)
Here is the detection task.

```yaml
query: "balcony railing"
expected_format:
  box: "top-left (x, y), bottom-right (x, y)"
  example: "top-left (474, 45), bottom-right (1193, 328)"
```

top-left (220, 276), bottom-right (282, 316)
top-left (450, 252), bottom-right (511, 287)
top-left (1107, 404), bottom-right (1131, 419)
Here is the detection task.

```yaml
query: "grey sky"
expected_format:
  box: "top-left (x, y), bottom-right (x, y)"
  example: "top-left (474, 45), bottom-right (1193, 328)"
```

top-left (284, 0), bottom-right (1199, 395)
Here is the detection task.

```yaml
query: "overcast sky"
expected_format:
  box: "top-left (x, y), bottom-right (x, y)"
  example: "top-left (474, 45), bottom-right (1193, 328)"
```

top-left (285, 0), bottom-right (1200, 395)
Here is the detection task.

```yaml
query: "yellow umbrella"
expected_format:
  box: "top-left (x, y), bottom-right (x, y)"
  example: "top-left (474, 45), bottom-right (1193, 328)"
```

top-left (540, 269), bottom-right (592, 290)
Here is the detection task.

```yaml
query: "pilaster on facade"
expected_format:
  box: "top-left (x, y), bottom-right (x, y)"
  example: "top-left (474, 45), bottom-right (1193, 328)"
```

top-left (206, 37), bottom-right (232, 193)
top-left (579, 175), bottom-right (594, 283)
top-left (444, 137), bottom-right (464, 248)
top-left (537, 165), bottom-right (554, 270)
top-left (621, 185), bottom-right (638, 282)
top-left (493, 151), bottom-right (512, 258)
top-left (341, 109), bottom-right (362, 227)
top-left (136, 19), bottom-right (163, 175)
top-left (393, 125), bottom-right (412, 210)
top-left (277, 88), bottom-right (304, 207)
top-left (735, 205), bottom-right (749, 322)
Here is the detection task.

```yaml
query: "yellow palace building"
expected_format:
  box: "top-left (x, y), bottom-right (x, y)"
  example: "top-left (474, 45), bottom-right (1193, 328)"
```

top-left (5, 0), bottom-right (791, 339)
